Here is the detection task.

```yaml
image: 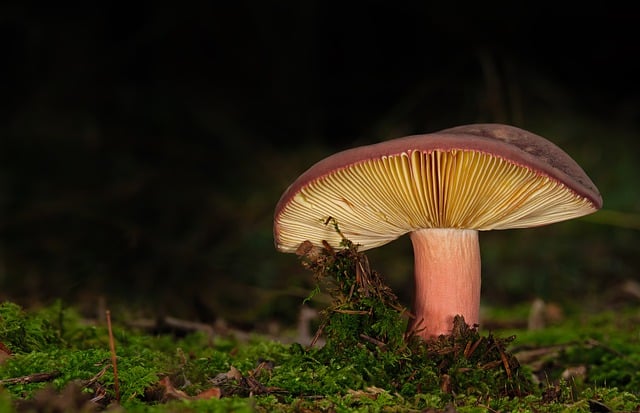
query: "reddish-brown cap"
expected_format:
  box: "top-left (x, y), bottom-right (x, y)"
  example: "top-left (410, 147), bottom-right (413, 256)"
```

top-left (274, 124), bottom-right (602, 253)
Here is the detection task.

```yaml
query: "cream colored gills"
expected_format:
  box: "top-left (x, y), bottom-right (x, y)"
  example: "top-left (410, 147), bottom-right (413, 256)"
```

top-left (278, 148), bottom-right (595, 252)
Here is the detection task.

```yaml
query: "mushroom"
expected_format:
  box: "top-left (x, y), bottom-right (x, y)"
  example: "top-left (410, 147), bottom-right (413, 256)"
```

top-left (273, 124), bottom-right (602, 339)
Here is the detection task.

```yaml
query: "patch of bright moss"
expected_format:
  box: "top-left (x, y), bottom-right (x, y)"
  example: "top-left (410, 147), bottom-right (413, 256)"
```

top-left (0, 301), bottom-right (64, 353)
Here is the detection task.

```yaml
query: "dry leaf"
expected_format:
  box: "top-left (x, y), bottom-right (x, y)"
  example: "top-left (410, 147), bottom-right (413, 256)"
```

top-left (159, 376), bottom-right (190, 400)
top-left (195, 387), bottom-right (222, 399)
top-left (159, 376), bottom-right (222, 401)
top-left (226, 365), bottom-right (243, 381)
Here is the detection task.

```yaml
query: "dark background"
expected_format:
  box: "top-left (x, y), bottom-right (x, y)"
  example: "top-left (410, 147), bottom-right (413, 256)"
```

top-left (1, 4), bottom-right (639, 327)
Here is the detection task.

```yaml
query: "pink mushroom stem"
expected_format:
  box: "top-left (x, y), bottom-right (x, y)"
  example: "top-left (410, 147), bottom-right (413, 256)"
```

top-left (409, 228), bottom-right (481, 338)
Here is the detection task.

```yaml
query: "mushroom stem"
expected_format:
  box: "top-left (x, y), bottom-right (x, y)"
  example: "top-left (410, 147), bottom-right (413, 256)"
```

top-left (408, 228), bottom-right (481, 339)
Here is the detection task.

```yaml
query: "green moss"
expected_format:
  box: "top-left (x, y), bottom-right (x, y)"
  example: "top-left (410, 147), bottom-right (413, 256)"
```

top-left (1, 238), bottom-right (640, 412)
top-left (0, 301), bottom-right (64, 353)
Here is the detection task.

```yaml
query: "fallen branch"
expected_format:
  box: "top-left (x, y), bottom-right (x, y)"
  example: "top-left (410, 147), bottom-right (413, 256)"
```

top-left (0, 371), bottom-right (61, 385)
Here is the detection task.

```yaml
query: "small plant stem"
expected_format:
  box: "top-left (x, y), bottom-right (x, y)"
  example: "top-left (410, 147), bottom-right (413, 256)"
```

top-left (106, 310), bottom-right (121, 403)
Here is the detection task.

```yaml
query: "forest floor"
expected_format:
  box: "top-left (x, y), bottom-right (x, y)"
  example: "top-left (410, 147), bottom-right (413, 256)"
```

top-left (1, 242), bottom-right (640, 412)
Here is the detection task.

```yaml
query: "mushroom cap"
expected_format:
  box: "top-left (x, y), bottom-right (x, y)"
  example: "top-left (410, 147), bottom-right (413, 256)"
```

top-left (274, 124), bottom-right (602, 253)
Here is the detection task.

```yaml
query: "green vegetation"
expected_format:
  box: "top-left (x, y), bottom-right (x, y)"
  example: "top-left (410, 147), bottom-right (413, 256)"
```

top-left (2, 239), bottom-right (640, 412)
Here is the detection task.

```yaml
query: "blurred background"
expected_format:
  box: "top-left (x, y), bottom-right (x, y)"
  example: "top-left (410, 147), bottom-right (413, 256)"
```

top-left (1, 4), bottom-right (639, 328)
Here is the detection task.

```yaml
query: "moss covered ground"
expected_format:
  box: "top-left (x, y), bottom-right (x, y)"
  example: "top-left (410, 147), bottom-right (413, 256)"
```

top-left (1, 240), bottom-right (640, 412)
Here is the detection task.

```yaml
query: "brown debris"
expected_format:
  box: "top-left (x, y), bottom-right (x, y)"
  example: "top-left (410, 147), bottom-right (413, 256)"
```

top-left (297, 231), bottom-right (409, 343)
top-left (418, 315), bottom-right (523, 396)
top-left (207, 364), bottom-right (285, 399)
top-left (159, 376), bottom-right (221, 401)
top-left (13, 382), bottom-right (100, 413)
top-left (347, 386), bottom-right (386, 400)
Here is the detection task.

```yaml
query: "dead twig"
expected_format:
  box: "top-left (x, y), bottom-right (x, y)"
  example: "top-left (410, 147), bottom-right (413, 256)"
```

top-left (464, 337), bottom-right (484, 359)
top-left (359, 334), bottom-right (387, 349)
top-left (309, 318), bottom-right (328, 349)
top-left (498, 345), bottom-right (513, 379)
top-left (106, 310), bottom-right (120, 403)
top-left (85, 365), bottom-right (109, 403)
top-left (332, 309), bottom-right (370, 315)
top-left (0, 371), bottom-right (61, 386)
